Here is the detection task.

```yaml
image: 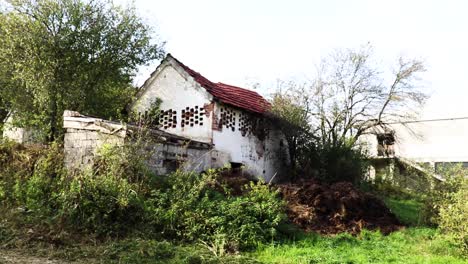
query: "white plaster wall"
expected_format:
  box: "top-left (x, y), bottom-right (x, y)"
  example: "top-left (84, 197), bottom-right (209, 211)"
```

top-left (362, 119), bottom-right (468, 163)
top-left (212, 103), bottom-right (289, 182)
top-left (2, 115), bottom-right (39, 143)
top-left (358, 134), bottom-right (378, 157)
top-left (132, 63), bottom-right (214, 143)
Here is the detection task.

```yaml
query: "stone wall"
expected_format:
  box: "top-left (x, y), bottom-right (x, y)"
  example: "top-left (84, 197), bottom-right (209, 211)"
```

top-left (64, 128), bottom-right (125, 170)
top-left (63, 111), bottom-right (229, 175)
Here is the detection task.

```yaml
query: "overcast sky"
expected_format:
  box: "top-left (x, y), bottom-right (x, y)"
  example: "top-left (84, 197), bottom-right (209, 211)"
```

top-left (118, 0), bottom-right (468, 120)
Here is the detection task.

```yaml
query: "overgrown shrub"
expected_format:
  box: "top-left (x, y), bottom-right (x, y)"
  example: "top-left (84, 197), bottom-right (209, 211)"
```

top-left (314, 142), bottom-right (369, 184)
top-left (0, 140), bottom-right (285, 252)
top-left (423, 165), bottom-right (468, 255)
top-left (438, 181), bottom-right (467, 255)
top-left (58, 170), bottom-right (146, 235)
top-left (0, 140), bottom-right (62, 210)
top-left (146, 170), bottom-right (285, 251)
top-left (16, 143), bottom-right (64, 216)
top-left (57, 143), bottom-right (156, 235)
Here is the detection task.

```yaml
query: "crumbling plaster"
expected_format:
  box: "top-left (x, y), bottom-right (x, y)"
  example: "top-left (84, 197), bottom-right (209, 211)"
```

top-left (212, 103), bottom-right (289, 182)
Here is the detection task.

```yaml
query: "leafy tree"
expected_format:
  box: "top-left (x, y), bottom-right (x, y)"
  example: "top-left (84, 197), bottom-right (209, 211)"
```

top-left (0, 0), bottom-right (165, 140)
top-left (270, 81), bottom-right (315, 175)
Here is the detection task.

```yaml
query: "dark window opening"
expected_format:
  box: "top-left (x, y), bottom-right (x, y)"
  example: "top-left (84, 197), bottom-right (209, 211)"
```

top-left (377, 133), bottom-right (395, 157)
top-left (230, 162), bottom-right (243, 169)
top-left (163, 159), bottom-right (181, 173)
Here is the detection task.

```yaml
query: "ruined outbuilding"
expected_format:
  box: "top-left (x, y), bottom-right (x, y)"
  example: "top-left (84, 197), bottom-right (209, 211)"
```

top-left (359, 118), bottom-right (468, 185)
top-left (130, 54), bottom-right (290, 181)
top-left (63, 54), bottom-right (290, 181)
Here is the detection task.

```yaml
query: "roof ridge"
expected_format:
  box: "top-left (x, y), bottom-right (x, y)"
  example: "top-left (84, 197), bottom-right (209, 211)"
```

top-left (168, 54), bottom-right (271, 114)
top-left (216, 82), bottom-right (263, 94)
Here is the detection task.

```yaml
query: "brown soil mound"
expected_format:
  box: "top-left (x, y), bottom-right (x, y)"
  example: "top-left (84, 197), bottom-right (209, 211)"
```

top-left (278, 179), bottom-right (403, 235)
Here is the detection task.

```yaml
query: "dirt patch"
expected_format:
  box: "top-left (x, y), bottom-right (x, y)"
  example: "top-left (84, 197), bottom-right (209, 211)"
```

top-left (278, 179), bottom-right (403, 235)
top-left (0, 250), bottom-right (71, 264)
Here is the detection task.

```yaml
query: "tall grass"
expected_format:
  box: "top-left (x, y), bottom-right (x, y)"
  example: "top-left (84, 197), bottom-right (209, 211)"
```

top-left (251, 228), bottom-right (464, 264)
top-left (250, 192), bottom-right (466, 264)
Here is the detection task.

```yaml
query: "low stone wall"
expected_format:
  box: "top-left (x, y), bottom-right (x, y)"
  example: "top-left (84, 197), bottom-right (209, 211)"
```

top-left (64, 128), bottom-right (125, 169)
top-left (63, 110), bottom-right (230, 175)
top-left (63, 111), bottom-right (126, 170)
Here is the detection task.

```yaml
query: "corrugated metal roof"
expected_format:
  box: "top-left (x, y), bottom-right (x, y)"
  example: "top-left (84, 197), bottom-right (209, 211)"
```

top-left (169, 54), bottom-right (271, 114)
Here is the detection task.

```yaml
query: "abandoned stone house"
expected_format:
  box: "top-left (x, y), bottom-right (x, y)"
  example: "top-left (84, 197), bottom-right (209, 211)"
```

top-left (129, 54), bottom-right (290, 180)
top-left (59, 54), bottom-right (290, 181)
top-left (360, 117), bottom-right (468, 183)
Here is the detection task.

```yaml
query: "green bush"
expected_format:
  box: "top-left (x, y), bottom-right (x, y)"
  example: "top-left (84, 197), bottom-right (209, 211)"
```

top-left (146, 170), bottom-right (285, 251)
top-left (437, 178), bottom-right (467, 255)
top-left (0, 141), bottom-right (285, 251)
top-left (423, 165), bottom-right (468, 255)
top-left (0, 141), bottom-right (63, 211)
top-left (58, 170), bottom-right (146, 235)
top-left (19, 143), bottom-right (64, 216)
top-left (57, 143), bottom-right (155, 235)
top-left (315, 142), bottom-right (369, 184)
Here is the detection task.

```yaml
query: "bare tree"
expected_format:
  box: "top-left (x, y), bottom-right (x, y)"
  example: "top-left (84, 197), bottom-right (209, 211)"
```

top-left (310, 44), bottom-right (428, 147)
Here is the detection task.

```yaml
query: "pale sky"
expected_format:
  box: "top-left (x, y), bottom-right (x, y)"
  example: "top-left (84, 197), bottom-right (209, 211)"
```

top-left (118, 0), bottom-right (468, 120)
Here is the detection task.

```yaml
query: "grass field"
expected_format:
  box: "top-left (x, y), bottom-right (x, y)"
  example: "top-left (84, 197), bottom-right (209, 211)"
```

top-left (249, 197), bottom-right (465, 264)
top-left (251, 227), bottom-right (464, 264)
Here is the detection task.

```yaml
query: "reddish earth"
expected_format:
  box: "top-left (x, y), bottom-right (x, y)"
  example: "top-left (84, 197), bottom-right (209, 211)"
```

top-left (278, 179), bottom-right (403, 235)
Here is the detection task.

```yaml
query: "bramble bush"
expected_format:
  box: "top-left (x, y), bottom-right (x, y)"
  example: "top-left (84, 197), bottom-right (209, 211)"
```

top-left (0, 140), bottom-right (285, 251)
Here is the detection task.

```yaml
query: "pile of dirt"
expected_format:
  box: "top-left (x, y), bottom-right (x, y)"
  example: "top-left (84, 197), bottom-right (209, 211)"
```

top-left (278, 179), bottom-right (403, 235)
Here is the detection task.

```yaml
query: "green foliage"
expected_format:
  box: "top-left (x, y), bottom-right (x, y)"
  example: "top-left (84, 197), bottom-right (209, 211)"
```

top-left (0, 140), bottom-right (62, 209)
top-left (422, 165), bottom-right (468, 255)
top-left (423, 165), bottom-right (465, 224)
top-left (131, 98), bottom-right (163, 128)
top-left (56, 142), bottom-right (157, 235)
top-left (270, 87), bottom-right (369, 183)
top-left (58, 170), bottom-right (145, 235)
top-left (0, 0), bottom-right (165, 140)
top-left (270, 88), bottom-right (314, 176)
top-left (146, 170), bottom-right (285, 251)
top-left (314, 142), bottom-right (369, 183)
top-left (0, 141), bottom-right (465, 262)
top-left (438, 182), bottom-right (467, 256)
top-left (0, 141), bottom-right (285, 252)
top-left (251, 227), bottom-right (466, 264)
top-left (100, 238), bottom-right (260, 264)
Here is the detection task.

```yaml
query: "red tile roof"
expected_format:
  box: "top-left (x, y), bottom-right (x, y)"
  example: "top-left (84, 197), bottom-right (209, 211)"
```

top-left (169, 54), bottom-right (271, 114)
